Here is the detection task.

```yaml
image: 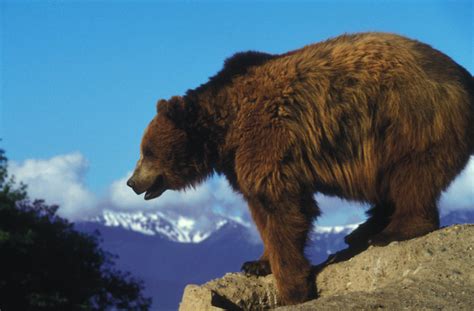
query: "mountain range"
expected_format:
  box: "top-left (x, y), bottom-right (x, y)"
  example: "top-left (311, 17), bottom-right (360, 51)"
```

top-left (75, 209), bottom-right (474, 311)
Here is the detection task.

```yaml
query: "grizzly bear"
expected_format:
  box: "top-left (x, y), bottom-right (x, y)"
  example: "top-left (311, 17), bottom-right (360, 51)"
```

top-left (127, 32), bottom-right (474, 305)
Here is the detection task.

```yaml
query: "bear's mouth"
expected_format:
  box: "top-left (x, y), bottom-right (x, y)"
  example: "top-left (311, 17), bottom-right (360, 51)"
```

top-left (144, 175), bottom-right (167, 200)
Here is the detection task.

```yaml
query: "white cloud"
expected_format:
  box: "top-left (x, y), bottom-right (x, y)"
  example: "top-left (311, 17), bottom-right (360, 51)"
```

top-left (5, 151), bottom-right (249, 231)
top-left (9, 153), bottom-right (98, 220)
top-left (439, 156), bottom-right (474, 213)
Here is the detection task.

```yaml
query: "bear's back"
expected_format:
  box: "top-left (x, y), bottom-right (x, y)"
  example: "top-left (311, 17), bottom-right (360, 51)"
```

top-left (248, 32), bottom-right (474, 153)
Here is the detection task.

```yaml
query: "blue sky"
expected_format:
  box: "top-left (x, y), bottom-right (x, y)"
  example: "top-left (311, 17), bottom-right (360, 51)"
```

top-left (1, 0), bottom-right (473, 226)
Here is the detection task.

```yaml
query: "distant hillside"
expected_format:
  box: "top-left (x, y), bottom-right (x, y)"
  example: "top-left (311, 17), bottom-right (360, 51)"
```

top-left (440, 209), bottom-right (474, 227)
top-left (76, 217), bottom-right (262, 311)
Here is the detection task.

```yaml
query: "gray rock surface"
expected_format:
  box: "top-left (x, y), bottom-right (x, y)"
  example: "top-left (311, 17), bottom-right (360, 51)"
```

top-left (179, 224), bottom-right (474, 310)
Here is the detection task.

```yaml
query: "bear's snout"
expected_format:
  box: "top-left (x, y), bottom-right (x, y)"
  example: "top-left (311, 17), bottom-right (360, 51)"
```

top-left (126, 176), bottom-right (142, 194)
top-left (127, 171), bottom-right (168, 200)
top-left (126, 177), bottom-right (136, 190)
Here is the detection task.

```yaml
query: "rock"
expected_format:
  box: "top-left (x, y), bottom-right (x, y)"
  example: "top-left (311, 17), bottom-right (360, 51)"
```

top-left (178, 285), bottom-right (222, 311)
top-left (179, 224), bottom-right (474, 310)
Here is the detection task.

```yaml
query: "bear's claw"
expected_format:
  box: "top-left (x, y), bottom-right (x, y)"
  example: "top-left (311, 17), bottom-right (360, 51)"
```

top-left (241, 260), bottom-right (271, 276)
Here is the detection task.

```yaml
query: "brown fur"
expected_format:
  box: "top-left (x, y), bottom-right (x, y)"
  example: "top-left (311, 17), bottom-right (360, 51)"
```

top-left (128, 32), bottom-right (474, 305)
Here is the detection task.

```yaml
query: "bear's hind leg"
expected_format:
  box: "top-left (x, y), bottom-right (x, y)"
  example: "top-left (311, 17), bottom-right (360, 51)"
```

top-left (369, 199), bottom-right (439, 246)
top-left (344, 202), bottom-right (393, 248)
top-left (369, 158), bottom-right (442, 246)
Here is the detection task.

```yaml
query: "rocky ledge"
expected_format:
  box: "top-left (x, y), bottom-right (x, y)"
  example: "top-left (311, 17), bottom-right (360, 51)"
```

top-left (179, 224), bottom-right (474, 310)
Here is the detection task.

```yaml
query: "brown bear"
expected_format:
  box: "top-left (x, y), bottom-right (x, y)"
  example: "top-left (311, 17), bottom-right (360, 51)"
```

top-left (127, 32), bottom-right (474, 306)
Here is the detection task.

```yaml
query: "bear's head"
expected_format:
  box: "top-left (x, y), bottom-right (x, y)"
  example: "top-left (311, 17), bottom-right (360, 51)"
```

top-left (127, 96), bottom-right (209, 200)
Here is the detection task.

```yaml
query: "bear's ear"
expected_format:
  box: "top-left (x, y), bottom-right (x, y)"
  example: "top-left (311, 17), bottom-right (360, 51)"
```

top-left (156, 96), bottom-right (190, 127)
top-left (156, 99), bottom-right (169, 114)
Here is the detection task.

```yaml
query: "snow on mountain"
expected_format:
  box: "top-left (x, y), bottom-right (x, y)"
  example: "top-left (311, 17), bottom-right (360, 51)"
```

top-left (314, 223), bottom-right (359, 234)
top-left (91, 210), bottom-right (230, 243)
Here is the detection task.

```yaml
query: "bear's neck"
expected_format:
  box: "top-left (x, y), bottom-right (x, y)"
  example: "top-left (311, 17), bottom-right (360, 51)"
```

top-left (185, 87), bottom-right (238, 173)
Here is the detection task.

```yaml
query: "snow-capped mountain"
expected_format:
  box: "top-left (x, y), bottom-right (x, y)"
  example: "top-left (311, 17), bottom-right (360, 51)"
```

top-left (76, 215), bottom-right (261, 311)
top-left (90, 209), bottom-right (357, 245)
top-left (314, 224), bottom-right (357, 234)
top-left (90, 210), bottom-right (238, 243)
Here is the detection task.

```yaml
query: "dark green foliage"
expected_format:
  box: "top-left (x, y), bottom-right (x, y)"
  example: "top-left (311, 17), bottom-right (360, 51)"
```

top-left (0, 149), bottom-right (151, 311)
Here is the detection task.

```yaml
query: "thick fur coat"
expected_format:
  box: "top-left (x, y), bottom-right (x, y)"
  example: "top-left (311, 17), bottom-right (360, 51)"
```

top-left (128, 32), bottom-right (474, 305)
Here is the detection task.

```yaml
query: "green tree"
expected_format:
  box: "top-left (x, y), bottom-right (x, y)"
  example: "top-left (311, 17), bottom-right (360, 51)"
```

top-left (0, 149), bottom-right (151, 310)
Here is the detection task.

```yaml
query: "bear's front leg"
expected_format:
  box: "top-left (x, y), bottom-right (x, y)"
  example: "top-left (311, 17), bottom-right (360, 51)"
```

top-left (262, 193), bottom-right (317, 305)
top-left (234, 112), bottom-right (318, 304)
top-left (241, 197), bottom-right (272, 276)
top-left (241, 253), bottom-right (271, 276)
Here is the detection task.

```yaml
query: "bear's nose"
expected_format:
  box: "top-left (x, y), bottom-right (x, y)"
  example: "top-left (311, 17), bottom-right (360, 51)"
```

top-left (127, 178), bottom-right (136, 189)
